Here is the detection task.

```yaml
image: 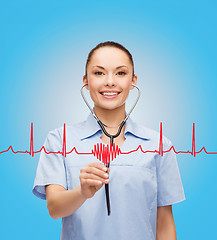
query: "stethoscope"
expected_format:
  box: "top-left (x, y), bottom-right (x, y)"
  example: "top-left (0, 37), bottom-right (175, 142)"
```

top-left (80, 83), bottom-right (141, 215)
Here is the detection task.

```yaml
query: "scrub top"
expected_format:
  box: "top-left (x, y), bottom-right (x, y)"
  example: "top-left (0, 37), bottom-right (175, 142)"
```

top-left (32, 112), bottom-right (185, 240)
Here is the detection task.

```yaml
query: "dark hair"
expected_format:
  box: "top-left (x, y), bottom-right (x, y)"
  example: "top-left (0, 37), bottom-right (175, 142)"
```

top-left (85, 41), bottom-right (134, 77)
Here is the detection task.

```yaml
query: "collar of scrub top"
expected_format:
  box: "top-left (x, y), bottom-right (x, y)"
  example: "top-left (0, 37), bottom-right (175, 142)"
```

top-left (80, 110), bottom-right (150, 141)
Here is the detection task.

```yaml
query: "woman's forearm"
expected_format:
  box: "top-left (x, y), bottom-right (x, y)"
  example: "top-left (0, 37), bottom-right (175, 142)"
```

top-left (46, 185), bottom-right (87, 219)
top-left (156, 222), bottom-right (177, 240)
top-left (156, 205), bottom-right (177, 240)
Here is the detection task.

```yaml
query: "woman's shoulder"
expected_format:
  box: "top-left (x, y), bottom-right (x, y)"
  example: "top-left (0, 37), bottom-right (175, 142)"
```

top-left (45, 119), bottom-right (87, 141)
top-left (130, 119), bottom-right (173, 147)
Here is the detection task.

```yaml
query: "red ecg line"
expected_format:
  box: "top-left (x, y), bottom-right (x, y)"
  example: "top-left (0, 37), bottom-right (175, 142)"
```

top-left (0, 122), bottom-right (217, 163)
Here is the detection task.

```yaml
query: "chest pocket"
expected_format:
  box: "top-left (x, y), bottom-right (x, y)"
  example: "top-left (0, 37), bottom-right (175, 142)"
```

top-left (110, 163), bottom-right (157, 205)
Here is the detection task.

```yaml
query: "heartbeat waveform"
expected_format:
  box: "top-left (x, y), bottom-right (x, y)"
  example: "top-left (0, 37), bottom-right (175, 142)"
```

top-left (0, 123), bottom-right (217, 163)
top-left (93, 143), bottom-right (121, 164)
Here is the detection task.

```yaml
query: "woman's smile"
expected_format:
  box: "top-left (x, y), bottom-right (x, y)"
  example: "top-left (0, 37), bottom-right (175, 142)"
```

top-left (100, 90), bottom-right (121, 99)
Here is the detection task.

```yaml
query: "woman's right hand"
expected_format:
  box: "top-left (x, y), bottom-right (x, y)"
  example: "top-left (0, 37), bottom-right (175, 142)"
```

top-left (79, 162), bottom-right (110, 199)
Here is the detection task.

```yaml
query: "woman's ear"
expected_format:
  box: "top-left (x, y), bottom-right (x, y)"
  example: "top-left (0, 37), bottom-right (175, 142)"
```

top-left (130, 74), bottom-right (138, 90)
top-left (83, 75), bottom-right (89, 90)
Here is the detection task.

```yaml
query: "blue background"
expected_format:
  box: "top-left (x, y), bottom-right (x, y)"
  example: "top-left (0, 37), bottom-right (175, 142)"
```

top-left (1, 0), bottom-right (217, 239)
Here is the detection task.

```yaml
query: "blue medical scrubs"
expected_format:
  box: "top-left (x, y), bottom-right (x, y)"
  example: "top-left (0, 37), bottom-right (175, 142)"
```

top-left (32, 113), bottom-right (185, 240)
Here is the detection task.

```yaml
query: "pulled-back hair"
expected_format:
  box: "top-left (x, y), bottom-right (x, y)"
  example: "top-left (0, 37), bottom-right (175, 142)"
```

top-left (85, 41), bottom-right (134, 77)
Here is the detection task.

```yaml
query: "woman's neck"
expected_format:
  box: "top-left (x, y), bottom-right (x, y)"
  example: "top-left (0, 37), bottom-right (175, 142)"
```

top-left (93, 104), bottom-right (126, 135)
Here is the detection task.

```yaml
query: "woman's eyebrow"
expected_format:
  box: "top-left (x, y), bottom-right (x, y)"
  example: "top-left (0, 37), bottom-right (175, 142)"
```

top-left (92, 65), bottom-right (128, 69)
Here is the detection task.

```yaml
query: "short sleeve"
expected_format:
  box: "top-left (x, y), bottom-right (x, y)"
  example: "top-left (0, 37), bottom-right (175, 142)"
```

top-left (32, 128), bottom-right (67, 200)
top-left (156, 137), bottom-right (185, 206)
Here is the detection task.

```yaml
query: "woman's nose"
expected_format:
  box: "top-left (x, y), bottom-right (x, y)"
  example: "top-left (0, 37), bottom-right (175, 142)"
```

top-left (105, 74), bottom-right (116, 86)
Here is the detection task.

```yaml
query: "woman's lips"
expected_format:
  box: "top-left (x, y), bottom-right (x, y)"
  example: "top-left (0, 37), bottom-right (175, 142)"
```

top-left (100, 91), bottom-right (120, 99)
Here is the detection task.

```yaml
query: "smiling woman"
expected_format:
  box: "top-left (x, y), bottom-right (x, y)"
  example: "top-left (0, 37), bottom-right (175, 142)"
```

top-left (32, 41), bottom-right (185, 240)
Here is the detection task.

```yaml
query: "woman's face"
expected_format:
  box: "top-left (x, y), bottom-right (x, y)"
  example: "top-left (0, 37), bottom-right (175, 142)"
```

top-left (83, 46), bottom-right (137, 111)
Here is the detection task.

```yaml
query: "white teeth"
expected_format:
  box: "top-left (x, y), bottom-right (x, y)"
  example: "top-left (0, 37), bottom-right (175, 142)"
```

top-left (102, 92), bottom-right (119, 96)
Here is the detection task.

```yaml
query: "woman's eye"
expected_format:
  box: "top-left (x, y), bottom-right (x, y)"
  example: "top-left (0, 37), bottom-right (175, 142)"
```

top-left (94, 71), bottom-right (103, 75)
top-left (117, 71), bottom-right (126, 75)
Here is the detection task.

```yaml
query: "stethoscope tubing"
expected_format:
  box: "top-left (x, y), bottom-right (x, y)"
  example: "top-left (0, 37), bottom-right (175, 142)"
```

top-left (80, 83), bottom-right (140, 215)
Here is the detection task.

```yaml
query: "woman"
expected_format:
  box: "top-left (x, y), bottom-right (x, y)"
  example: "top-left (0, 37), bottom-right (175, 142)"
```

top-left (33, 41), bottom-right (185, 240)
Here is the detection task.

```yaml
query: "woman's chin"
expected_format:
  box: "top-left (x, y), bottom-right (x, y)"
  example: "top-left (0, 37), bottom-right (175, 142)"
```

top-left (94, 103), bottom-right (125, 112)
